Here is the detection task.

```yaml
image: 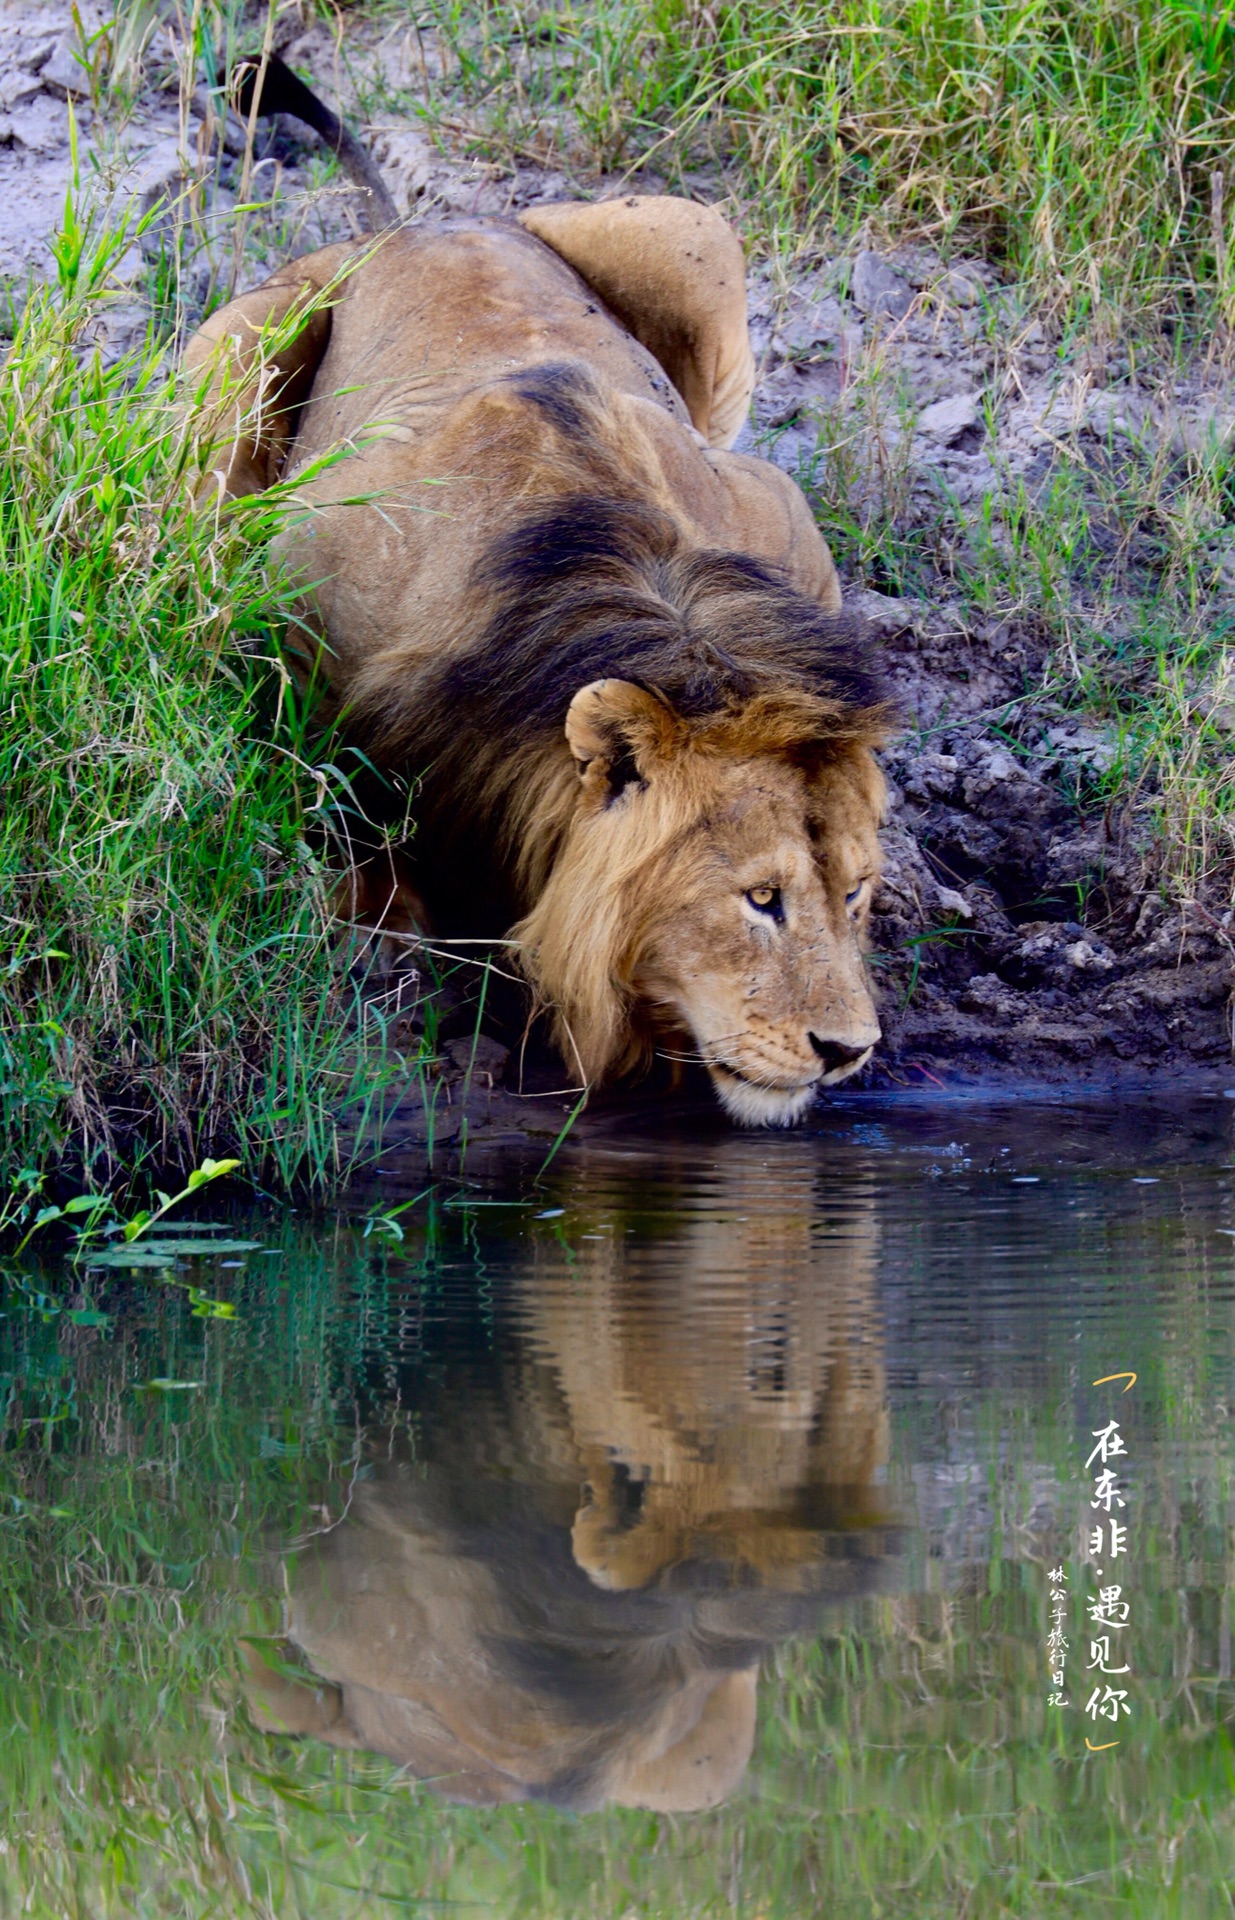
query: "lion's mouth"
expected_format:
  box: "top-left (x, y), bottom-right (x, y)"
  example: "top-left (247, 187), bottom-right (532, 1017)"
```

top-left (708, 1045), bottom-right (874, 1127)
top-left (708, 1061), bottom-right (822, 1129)
top-left (712, 1060), bottom-right (817, 1095)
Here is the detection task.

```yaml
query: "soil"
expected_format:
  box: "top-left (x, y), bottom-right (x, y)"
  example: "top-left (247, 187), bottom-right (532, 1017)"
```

top-left (6, 0), bottom-right (1232, 1147)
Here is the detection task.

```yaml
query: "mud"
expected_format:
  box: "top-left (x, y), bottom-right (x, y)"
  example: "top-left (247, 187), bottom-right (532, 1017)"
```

top-left (6, 0), bottom-right (1231, 1116)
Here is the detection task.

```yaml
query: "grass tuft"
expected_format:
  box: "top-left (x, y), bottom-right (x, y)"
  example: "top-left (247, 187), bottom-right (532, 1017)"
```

top-left (0, 198), bottom-right (418, 1193)
top-left (422, 0), bottom-right (1235, 331)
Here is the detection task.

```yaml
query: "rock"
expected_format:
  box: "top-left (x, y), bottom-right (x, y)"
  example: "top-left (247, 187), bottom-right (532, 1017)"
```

top-left (4, 96), bottom-right (69, 155)
top-left (1037, 379), bottom-right (1088, 436)
top-left (851, 250), bottom-right (913, 321)
top-left (124, 136), bottom-right (190, 211)
top-left (1188, 655), bottom-right (1235, 732)
top-left (188, 87), bottom-right (250, 159)
top-left (936, 886), bottom-right (972, 919)
top-left (1063, 940), bottom-right (1115, 973)
top-left (900, 752), bottom-right (962, 801)
top-left (960, 973), bottom-right (1020, 1017)
top-left (371, 126), bottom-right (436, 214)
top-left (17, 35), bottom-right (59, 76)
top-left (917, 393), bottom-right (980, 445)
top-left (971, 746), bottom-right (1019, 785)
top-left (848, 588), bottom-right (918, 636)
top-left (1045, 724), bottom-right (1117, 772)
top-left (0, 71), bottom-right (43, 111)
top-left (1173, 401), bottom-right (1235, 459)
top-left (443, 1035), bottom-right (510, 1085)
top-left (93, 301), bottom-right (150, 364)
top-left (1084, 388), bottom-right (1148, 443)
top-left (38, 32), bottom-right (92, 101)
top-left (109, 243), bottom-right (145, 287)
top-left (775, 291), bottom-right (846, 357)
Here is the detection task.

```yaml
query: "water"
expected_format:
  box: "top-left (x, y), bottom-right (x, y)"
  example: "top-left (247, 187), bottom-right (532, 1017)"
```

top-left (4, 1092), bottom-right (1235, 1916)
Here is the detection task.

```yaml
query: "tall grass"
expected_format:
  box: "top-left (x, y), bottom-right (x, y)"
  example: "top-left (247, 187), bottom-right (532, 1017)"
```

top-left (420, 0), bottom-right (1235, 328)
top-left (0, 192), bottom-right (416, 1193)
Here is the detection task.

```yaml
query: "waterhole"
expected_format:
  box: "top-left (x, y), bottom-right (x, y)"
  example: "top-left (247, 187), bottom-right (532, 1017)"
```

top-left (5, 1090), bottom-right (1235, 1915)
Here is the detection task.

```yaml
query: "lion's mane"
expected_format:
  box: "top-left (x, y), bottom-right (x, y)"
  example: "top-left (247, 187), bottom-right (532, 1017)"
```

top-left (341, 372), bottom-right (890, 1077)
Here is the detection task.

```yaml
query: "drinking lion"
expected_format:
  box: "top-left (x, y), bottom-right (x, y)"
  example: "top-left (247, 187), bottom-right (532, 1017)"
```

top-left (188, 188), bottom-right (891, 1122)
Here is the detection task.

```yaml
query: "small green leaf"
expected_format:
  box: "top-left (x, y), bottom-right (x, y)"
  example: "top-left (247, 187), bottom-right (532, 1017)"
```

top-left (364, 1216), bottom-right (404, 1243)
top-left (89, 1237), bottom-right (258, 1262)
top-left (189, 1158), bottom-right (241, 1189)
top-left (66, 1308), bottom-right (110, 1328)
top-left (123, 1211), bottom-right (152, 1242)
top-left (63, 1194), bottom-right (109, 1215)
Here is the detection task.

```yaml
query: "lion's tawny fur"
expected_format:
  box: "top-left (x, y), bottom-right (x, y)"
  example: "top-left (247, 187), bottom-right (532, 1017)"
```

top-left (185, 199), bottom-right (892, 1121)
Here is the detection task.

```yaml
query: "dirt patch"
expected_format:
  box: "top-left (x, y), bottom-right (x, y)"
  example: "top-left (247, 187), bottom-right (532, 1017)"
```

top-left (862, 593), bottom-right (1234, 1087)
top-left (7, 0), bottom-right (1229, 1111)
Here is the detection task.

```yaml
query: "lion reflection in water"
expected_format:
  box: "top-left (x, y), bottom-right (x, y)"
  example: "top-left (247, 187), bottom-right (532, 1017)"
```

top-left (245, 1155), bottom-right (896, 1810)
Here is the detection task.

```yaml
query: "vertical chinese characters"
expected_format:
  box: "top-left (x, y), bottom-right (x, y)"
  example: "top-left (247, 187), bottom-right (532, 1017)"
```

top-left (1084, 1414), bottom-right (1132, 1735)
top-left (1047, 1564), bottom-right (1069, 1705)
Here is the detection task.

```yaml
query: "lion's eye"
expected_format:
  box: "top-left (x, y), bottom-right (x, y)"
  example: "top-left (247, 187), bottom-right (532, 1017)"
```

top-left (846, 879), bottom-right (869, 913)
top-left (746, 885), bottom-right (783, 920)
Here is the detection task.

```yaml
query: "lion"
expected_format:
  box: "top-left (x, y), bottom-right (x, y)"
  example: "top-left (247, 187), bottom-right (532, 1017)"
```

top-left (187, 190), bottom-right (892, 1123)
top-left (242, 1146), bottom-right (897, 1809)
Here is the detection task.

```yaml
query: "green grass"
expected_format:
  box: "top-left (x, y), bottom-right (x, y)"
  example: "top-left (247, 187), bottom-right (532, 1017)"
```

top-left (414, 0), bottom-right (1235, 330)
top-left (0, 193), bottom-right (422, 1194)
top-left (826, 401), bottom-right (1235, 890)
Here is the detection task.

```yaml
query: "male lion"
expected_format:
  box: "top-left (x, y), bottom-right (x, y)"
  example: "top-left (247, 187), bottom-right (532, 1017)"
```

top-left (188, 187), bottom-right (891, 1123)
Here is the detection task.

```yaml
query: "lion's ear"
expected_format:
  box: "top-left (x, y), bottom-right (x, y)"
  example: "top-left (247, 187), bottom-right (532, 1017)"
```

top-left (564, 679), bottom-right (679, 795)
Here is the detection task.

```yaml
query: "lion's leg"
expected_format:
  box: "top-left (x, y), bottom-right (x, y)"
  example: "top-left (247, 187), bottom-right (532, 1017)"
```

top-left (182, 242), bottom-right (355, 498)
top-left (612, 1669), bottom-right (758, 1812)
top-left (335, 847), bottom-right (430, 938)
top-left (240, 1639), bottom-right (358, 1742)
top-left (518, 197), bottom-right (756, 450)
top-left (705, 450), bottom-right (844, 613)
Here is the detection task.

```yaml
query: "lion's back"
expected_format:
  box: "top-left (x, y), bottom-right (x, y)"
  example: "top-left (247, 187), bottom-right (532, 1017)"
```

top-left (286, 218), bottom-right (693, 474)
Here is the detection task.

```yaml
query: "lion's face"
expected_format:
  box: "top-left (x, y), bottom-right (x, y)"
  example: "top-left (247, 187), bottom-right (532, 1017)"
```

top-left (520, 678), bottom-right (886, 1124)
top-left (629, 748), bottom-right (884, 1125)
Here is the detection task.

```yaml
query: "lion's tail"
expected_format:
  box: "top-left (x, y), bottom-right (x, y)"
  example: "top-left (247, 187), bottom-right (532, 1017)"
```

top-left (229, 52), bottom-right (398, 231)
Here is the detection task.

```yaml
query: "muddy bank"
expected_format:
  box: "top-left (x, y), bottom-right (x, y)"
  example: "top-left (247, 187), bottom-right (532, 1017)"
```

top-left (861, 594), bottom-right (1234, 1087)
top-left (3, 0), bottom-right (1229, 1134)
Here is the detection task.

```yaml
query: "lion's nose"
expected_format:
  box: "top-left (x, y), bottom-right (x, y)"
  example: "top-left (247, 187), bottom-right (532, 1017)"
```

top-left (808, 1034), bottom-right (874, 1075)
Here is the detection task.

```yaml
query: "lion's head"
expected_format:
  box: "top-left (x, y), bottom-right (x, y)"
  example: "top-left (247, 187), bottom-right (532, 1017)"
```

top-left (516, 677), bottom-right (887, 1126)
top-left (351, 495), bottom-right (891, 1124)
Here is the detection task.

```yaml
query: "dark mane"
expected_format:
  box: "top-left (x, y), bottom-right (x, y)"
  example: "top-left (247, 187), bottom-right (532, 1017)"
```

top-left (457, 496), bottom-right (887, 730)
top-left (358, 496), bottom-right (888, 929)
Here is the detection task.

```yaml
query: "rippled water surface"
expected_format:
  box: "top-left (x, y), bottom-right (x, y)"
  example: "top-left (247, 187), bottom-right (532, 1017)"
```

top-left (5, 1092), bottom-right (1235, 1916)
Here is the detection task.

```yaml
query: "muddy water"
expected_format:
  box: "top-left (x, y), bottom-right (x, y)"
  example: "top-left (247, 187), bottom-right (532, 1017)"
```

top-left (5, 1092), bottom-right (1235, 1915)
